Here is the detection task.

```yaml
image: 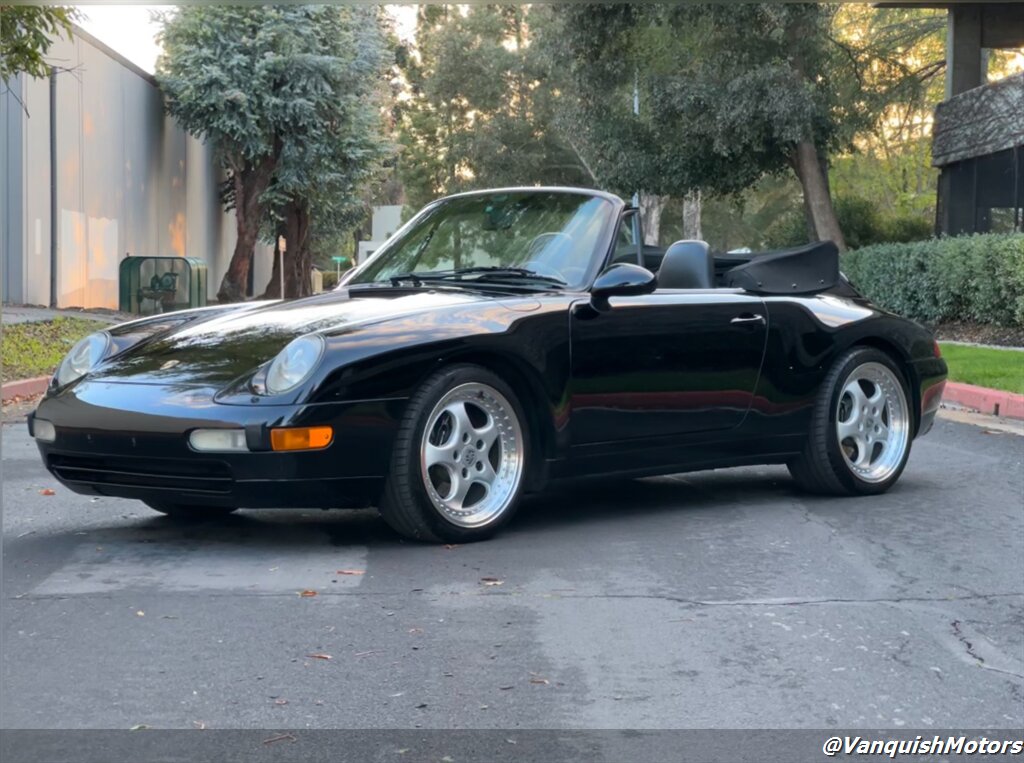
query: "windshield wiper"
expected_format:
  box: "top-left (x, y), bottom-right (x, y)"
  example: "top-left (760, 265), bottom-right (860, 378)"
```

top-left (388, 272), bottom-right (425, 287)
top-left (437, 267), bottom-right (567, 287)
top-left (386, 267), bottom-right (566, 289)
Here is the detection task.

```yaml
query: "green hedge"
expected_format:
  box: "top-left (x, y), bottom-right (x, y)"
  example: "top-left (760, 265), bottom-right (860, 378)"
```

top-left (840, 233), bottom-right (1024, 327)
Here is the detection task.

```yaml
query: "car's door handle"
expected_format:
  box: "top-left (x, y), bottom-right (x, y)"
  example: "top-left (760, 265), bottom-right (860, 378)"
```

top-left (730, 313), bottom-right (765, 325)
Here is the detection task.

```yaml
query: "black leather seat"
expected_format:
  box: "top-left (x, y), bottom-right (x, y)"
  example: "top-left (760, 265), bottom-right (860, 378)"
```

top-left (657, 240), bottom-right (713, 289)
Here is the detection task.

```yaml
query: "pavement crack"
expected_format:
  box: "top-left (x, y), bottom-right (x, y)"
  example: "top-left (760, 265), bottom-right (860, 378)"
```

top-left (10, 590), bottom-right (1023, 607)
top-left (951, 618), bottom-right (1024, 681)
top-left (566, 591), bottom-right (1024, 609)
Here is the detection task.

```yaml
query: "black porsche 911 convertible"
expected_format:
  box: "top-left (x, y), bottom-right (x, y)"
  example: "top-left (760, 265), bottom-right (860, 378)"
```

top-left (30, 187), bottom-right (947, 542)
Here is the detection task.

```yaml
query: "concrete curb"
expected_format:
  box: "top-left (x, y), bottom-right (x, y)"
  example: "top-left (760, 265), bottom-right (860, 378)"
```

top-left (1, 376), bottom-right (50, 404)
top-left (942, 381), bottom-right (1024, 420)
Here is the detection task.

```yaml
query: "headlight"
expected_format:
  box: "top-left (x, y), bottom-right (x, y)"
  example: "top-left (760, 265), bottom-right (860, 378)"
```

top-left (265, 335), bottom-right (324, 394)
top-left (54, 332), bottom-right (111, 387)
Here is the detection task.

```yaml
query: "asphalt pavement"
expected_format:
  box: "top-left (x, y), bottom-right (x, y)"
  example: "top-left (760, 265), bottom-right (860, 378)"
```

top-left (1, 411), bottom-right (1021, 758)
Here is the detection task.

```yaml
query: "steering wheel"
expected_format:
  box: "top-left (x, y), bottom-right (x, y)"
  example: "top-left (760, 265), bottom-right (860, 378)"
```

top-left (523, 232), bottom-right (580, 282)
top-left (526, 232), bottom-right (571, 259)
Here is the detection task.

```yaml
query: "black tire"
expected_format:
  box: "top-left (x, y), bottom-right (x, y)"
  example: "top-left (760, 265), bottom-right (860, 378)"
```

top-left (378, 364), bottom-right (530, 543)
top-left (788, 347), bottom-right (913, 496)
top-left (144, 501), bottom-right (238, 520)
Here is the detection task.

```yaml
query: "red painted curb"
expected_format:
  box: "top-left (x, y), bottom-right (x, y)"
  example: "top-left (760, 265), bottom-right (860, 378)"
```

top-left (942, 381), bottom-right (1024, 420)
top-left (1, 376), bottom-right (50, 403)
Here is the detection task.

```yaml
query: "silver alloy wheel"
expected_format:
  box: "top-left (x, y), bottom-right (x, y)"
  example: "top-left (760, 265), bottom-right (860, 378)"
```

top-left (420, 382), bottom-right (525, 528)
top-left (835, 362), bottom-right (910, 483)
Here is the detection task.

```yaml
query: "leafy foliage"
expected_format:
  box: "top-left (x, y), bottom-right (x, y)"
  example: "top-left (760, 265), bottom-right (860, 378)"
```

top-left (546, 4), bottom-right (945, 248)
top-left (842, 234), bottom-right (1024, 327)
top-left (156, 6), bottom-right (392, 300)
top-left (0, 6), bottom-right (77, 81)
top-left (396, 5), bottom-right (591, 210)
top-left (766, 196), bottom-right (933, 250)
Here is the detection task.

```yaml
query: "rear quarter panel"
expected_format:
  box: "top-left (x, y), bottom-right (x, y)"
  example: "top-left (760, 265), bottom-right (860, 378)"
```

top-left (750, 293), bottom-right (944, 437)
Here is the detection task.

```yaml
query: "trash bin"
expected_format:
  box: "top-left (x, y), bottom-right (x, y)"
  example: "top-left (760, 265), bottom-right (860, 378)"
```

top-left (118, 256), bottom-right (207, 315)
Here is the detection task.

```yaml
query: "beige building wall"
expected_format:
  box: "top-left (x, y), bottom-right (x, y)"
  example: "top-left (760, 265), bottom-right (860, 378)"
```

top-left (2, 26), bottom-right (271, 309)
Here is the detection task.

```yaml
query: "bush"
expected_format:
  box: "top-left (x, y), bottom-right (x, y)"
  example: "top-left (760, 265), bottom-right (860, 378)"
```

top-left (841, 233), bottom-right (1024, 327)
top-left (321, 271), bottom-right (339, 291)
top-left (764, 196), bottom-right (933, 250)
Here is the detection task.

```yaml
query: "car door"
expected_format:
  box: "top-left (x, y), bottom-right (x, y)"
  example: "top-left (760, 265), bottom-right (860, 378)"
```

top-left (569, 288), bottom-right (768, 445)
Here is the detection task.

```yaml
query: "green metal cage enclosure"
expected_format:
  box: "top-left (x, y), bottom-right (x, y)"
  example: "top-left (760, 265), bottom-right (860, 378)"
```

top-left (119, 256), bottom-right (208, 315)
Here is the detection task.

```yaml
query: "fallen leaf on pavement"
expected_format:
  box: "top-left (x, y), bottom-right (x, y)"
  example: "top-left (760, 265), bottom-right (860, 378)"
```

top-left (274, 699), bottom-right (288, 706)
top-left (336, 569), bottom-right (364, 576)
top-left (299, 590), bottom-right (317, 597)
top-left (480, 576), bottom-right (503, 586)
top-left (529, 677), bottom-right (550, 685)
top-left (39, 488), bottom-right (55, 496)
top-left (307, 653), bottom-right (332, 660)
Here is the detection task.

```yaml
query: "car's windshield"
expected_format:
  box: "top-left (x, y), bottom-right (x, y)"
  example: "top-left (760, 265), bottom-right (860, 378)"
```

top-left (347, 191), bottom-right (613, 290)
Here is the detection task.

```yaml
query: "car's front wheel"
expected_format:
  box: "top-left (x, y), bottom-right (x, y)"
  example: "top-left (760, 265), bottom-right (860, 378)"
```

top-left (144, 501), bottom-right (238, 520)
top-left (379, 365), bottom-right (529, 543)
top-left (788, 347), bottom-right (913, 496)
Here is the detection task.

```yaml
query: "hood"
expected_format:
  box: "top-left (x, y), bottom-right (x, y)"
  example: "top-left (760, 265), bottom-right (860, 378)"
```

top-left (90, 288), bottom-right (493, 387)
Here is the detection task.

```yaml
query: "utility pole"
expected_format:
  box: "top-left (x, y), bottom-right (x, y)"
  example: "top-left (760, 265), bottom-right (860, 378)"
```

top-left (632, 69), bottom-right (644, 267)
top-left (277, 236), bottom-right (286, 299)
top-left (632, 68), bottom-right (640, 210)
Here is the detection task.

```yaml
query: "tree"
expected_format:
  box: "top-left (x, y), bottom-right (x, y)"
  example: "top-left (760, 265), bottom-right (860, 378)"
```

top-left (537, 5), bottom-right (759, 245)
top-left (396, 5), bottom-right (591, 210)
top-left (551, 4), bottom-right (944, 251)
top-left (156, 6), bottom-right (390, 302)
top-left (256, 8), bottom-right (392, 298)
top-left (0, 6), bottom-right (77, 82)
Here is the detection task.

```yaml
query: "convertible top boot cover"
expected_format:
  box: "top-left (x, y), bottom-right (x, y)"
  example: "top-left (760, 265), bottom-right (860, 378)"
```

top-left (724, 241), bottom-right (840, 295)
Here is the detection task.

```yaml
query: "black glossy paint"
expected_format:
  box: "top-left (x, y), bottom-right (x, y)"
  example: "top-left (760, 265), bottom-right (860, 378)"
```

top-left (31, 189), bottom-right (948, 510)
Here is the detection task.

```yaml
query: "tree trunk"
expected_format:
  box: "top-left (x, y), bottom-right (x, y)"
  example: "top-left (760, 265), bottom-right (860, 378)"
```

top-left (791, 139), bottom-right (847, 252)
top-left (216, 153), bottom-right (278, 302)
top-left (638, 192), bottom-right (668, 246)
top-left (682, 190), bottom-right (702, 240)
top-left (261, 202), bottom-right (312, 299)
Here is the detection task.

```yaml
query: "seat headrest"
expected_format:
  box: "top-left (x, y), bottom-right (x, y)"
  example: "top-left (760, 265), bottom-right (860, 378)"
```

top-left (658, 240), bottom-right (713, 290)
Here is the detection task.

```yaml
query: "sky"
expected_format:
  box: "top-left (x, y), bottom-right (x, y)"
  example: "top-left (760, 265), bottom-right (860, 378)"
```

top-left (77, 6), bottom-right (165, 72)
top-left (76, 5), bottom-right (418, 74)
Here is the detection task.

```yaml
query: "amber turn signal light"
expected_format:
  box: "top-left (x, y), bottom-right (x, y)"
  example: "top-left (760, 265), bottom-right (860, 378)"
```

top-left (270, 426), bottom-right (333, 452)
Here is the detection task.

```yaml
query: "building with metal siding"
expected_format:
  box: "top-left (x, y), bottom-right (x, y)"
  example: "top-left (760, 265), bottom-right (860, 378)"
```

top-left (926, 3), bottom-right (1023, 235)
top-left (1, 26), bottom-right (273, 309)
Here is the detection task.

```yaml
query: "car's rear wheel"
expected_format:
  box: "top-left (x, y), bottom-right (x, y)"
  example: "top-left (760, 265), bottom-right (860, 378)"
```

top-left (788, 347), bottom-right (913, 496)
top-left (144, 501), bottom-right (238, 520)
top-left (379, 364), bottom-right (528, 543)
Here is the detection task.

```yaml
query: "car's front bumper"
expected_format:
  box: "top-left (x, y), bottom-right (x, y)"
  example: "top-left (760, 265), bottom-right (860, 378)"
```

top-left (30, 380), bottom-right (407, 508)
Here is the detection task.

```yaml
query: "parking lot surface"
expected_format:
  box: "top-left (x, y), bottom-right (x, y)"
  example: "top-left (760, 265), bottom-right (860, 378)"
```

top-left (2, 414), bottom-right (1021, 738)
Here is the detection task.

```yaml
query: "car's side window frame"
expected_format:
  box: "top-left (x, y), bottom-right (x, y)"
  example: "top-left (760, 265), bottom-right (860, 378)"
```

top-left (601, 208), bottom-right (643, 272)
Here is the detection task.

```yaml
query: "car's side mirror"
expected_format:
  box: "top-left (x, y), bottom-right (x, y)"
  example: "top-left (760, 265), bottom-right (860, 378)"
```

top-left (591, 263), bottom-right (657, 309)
